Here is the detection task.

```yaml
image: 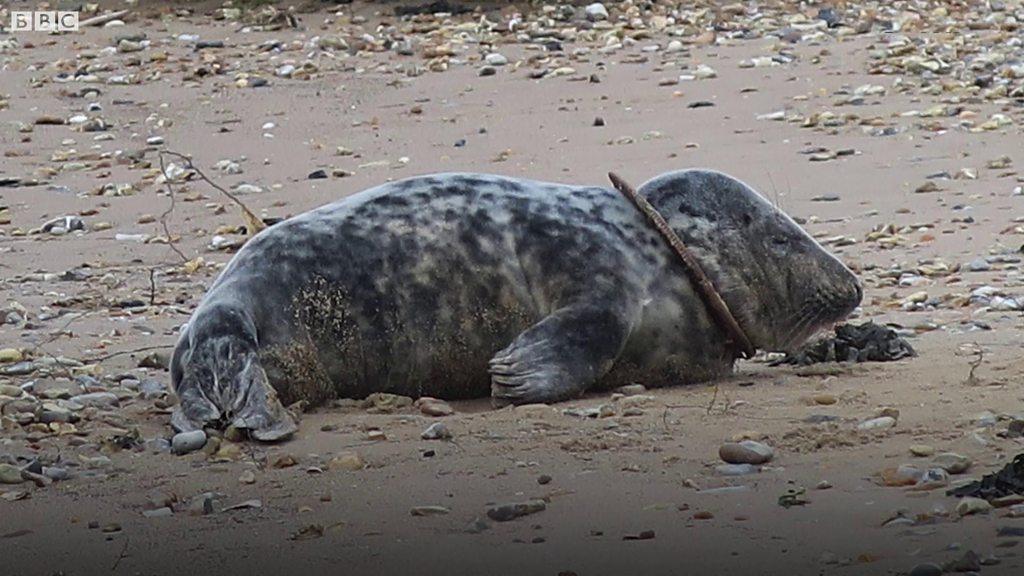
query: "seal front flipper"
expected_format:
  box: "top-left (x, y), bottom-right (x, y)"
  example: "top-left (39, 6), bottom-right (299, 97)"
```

top-left (489, 298), bottom-right (637, 406)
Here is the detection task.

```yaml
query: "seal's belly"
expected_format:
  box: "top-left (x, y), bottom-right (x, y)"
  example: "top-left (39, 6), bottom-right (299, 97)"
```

top-left (266, 285), bottom-right (536, 402)
top-left (250, 247), bottom-right (539, 403)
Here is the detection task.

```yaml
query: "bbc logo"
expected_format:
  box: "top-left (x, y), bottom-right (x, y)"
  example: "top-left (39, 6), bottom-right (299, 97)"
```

top-left (10, 11), bottom-right (80, 32)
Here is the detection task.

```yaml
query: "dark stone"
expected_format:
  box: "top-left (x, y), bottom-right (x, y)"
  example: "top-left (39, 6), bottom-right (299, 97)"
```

top-left (194, 40), bottom-right (225, 51)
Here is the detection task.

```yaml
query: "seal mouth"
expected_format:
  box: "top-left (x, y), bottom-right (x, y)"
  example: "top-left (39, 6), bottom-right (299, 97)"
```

top-left (777, 285), bottom-right (862, 353)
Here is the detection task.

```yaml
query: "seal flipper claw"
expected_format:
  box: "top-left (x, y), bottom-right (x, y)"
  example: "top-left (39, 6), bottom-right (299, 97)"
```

top-left (489, 301), bottom-right (635, 406)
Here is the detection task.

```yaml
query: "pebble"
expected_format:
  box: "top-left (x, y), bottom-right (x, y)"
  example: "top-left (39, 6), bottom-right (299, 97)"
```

top-left (73, 392), bottom-right (119, 408)
top-left (329, 452), bottom-right (364, 471)
top-left (718, 440), bottom-right (774, 465)
top-left (484, 53), bottom-right (508, 66)
top-left (410, 505), bottom-right (451, 516)
top-left (42, 467), bottom-right (69, 481)
top-left (417, 398), bottom-right (454, 417)
top-left (0, 464), bottom-right (24, 484)
top-left (142, 507), bottom-right (173, 518)
top-left (715, 463), bottom-right (760, 476)
top-left (238, 470), bottom-right (256, 484)
top-left (955, 497), bottom-right (993, 517)
top-left (421, 422), bottom-right (452, 440)
top-left (945, 550), bottom-right (982, 573)
top-left (932, 453), bottom-right (972, 474)
top-left (908, 563), bottom-right (943, 576)
top-left (271, 454), bottom-right (298, 468)
top-left (915, 468), bottom-right (950, 490)
top-left (171, 430), bottom-right (207, 455)
top-left (465, 517), bottom-right (490, 534)
top-left (910, 444), bottom-right (936, 457)
top-left (486, 499), bottom-right (546, 522)
top-left (189, 493), bottom-right (215, 516)
top-left (812, 393), bottom-right (837, 405)
top-left (585, 3), bottom-right (609, 21)
top-left (967, 258), bottom-right (992, 272)
top-left (858, 416), bottom-right (896, 431)
top-left (976, 411), bottom-right (998, 427)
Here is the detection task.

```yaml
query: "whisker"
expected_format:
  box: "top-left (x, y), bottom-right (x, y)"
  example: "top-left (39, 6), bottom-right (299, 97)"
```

top-left (783, 301), bottom-right (825, 350)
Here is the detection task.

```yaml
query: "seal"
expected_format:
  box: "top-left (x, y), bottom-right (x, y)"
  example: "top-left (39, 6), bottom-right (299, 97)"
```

top-left (170, 170), bottom-right (862, 440)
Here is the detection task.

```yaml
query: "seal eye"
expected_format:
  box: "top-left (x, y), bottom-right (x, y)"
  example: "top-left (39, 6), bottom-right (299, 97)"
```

top-left (771, 236), bottom-right (789, 247)
top-left (741, 213), bottom-right (753, 226)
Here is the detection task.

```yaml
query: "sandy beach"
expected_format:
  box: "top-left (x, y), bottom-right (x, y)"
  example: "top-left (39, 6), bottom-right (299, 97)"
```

top-left (2, 1), bottom-right (1024, 574)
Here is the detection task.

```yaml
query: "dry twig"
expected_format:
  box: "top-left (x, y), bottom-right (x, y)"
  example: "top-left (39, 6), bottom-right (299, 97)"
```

top-left (159, 150), bottom-right (267, 236)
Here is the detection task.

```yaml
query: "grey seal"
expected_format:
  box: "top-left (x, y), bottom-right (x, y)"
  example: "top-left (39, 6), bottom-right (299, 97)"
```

top-left (170, 170), bottom-right (862, 440)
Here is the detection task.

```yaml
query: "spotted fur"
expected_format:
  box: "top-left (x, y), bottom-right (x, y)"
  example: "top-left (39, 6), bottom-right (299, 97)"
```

top-left (170, 170), bottom-right (861, 439)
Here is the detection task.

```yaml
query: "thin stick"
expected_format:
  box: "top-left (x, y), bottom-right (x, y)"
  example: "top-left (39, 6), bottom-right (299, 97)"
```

top-left (86, 345), bottom-right (170, 363)
top-left (81, 10), bottom-right (129, 27)
top-left (706, 383), bottom-right (719, 415)
top-left (966, 345), bottom-right (984, 386)
top-left (607, 172), bottom-right (756, 359)
top-left (27, 312), bottom-right (88, 374)
top-left (159, 150), bottom-right (267, 235)
top-left (148, 268), bottom-right (157, 306)
top-left (111, 536), bottom-right (129, 571)
top-left (156, 152), bottom-right (189, 263)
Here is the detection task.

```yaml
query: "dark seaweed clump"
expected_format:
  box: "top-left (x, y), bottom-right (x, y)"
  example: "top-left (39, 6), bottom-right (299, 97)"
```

top-left (771, 322), bottom-right (917, 366)
top-left (948, 454), bottom-right (1024, 501)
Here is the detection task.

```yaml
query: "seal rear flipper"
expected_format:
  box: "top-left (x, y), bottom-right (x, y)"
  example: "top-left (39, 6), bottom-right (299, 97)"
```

top-left (229, 363), bottom-right (298, 441)
top-left (172, 303), bottom-right (298, 441)
top-left (489, 300), bottom-right (636, 406)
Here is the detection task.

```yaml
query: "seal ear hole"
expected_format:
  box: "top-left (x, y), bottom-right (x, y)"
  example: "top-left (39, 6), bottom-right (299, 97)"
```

top-left (741, 213), bottom-right (753, 227)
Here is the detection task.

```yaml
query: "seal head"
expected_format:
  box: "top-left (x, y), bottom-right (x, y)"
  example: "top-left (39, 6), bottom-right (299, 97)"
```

top-left (639, 169), bottom-right (862, 352)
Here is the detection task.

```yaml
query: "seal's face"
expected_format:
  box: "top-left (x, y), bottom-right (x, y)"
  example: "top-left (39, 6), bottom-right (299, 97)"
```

top-left (641, 170), bottom-right (862, 353)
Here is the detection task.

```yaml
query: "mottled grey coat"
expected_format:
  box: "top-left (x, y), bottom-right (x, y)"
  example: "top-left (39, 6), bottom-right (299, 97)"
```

top-left (171, 170), bottom-right (861, 439)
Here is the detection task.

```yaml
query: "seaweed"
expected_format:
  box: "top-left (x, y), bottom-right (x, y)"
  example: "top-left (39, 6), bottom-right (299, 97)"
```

top-left (771, 322), bottom-right (916, 366)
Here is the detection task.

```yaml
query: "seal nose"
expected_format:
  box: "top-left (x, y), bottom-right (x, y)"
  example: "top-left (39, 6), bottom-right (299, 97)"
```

top-left (839, 278), bottom-right (864, 317)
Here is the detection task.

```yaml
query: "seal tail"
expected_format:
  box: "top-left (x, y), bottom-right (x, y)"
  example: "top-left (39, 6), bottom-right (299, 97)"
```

top-left (170, 303), bottom-right (297, 441)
